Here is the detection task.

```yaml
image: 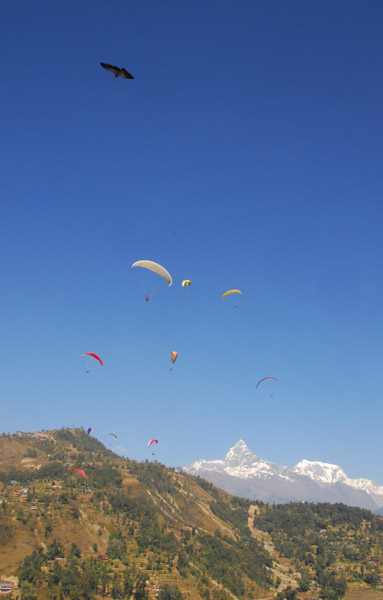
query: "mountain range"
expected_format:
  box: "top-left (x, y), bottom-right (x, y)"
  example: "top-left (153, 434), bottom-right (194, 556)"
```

top-left (182, 440), bottom-right (383, 511)
top-left (2, 429), bottom-right (383, 598)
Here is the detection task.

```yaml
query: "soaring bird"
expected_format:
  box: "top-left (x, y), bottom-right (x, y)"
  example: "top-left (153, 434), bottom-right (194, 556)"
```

top-left (100, 62), bottom-right (134, 79)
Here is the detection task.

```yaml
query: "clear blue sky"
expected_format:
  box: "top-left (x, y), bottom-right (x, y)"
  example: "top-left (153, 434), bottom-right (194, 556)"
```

top-left (1, 0), bottom-right (383, 481)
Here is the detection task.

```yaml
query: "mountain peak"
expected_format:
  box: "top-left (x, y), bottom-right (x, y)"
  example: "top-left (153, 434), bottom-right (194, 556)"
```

top-left (232, 440), bottom-right (249, 450)
top-left (224, 440), bottom-right (261, 468)
top-left (294, 459), bottom-right (347, 484)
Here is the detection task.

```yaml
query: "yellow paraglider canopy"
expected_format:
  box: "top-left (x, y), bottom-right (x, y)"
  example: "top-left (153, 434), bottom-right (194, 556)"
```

top-left (182, 280), bottom-right (191, 287)
top-left (222, 289), bottom-right (242, 300)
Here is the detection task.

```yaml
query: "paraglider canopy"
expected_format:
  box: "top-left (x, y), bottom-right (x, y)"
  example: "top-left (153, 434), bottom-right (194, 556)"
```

top-left (170, 351), bottom-right (178, 364)
top-left (222, 289), bottom-right (242, 300)
top-left (69, 468), bottom-right (86, 479)
top-left (87, 427), bottom-right (94, 435)
top-left (256, 377), bottom-right (277, 389)
top-left (148, 439), bottom-right (158, 447)
top-left (108, 433), bottom-right (118, 439)
top-left (82, 353), bottom-right (103, 367)
top-left (131, 260), bottom-right (173, 286)
top-left (182, 280), bottom-right (191, 287)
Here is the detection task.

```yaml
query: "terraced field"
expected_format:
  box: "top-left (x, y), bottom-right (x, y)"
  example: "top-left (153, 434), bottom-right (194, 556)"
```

top-left (344, 588), bottom-right (383, 600)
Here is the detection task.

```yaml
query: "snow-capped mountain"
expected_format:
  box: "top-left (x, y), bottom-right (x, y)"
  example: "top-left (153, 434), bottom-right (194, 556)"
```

top-left (182, 441), bottom-right (383, 511)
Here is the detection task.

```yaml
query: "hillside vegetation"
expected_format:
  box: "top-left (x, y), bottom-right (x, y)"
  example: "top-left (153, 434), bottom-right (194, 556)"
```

top-left (0, 429), bottom-right (382, 600)
top-left (253, 501), bottom-right (383, 599)
top-left (0, 429), bottom-right (272, 600)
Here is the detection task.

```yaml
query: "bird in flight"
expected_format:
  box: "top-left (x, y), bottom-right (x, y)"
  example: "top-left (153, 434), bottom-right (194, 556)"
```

top-left (100, 62), bottom-right (134, 79)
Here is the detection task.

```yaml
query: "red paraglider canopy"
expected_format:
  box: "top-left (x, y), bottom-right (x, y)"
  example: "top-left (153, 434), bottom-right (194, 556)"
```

top-left (69, 468), bottom-right (86, 479)
top-left (82, 353), bottom-right (103, 367)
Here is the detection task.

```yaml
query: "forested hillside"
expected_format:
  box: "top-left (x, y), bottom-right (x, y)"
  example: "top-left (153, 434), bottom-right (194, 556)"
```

top-left (0, 429), bottom-right (273, 600)
top-left (1, 429), bottom-right (383, 600)
top-left (253, 502), bottom-right (383, 599)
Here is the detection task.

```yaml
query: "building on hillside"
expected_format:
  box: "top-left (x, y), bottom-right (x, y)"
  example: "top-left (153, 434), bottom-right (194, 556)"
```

top-left (35, 432), bottom-right (50, 440)
top-left (14, 488), bottom-right (29, 496)
top-left (0, 583), bottom-right (13, 594)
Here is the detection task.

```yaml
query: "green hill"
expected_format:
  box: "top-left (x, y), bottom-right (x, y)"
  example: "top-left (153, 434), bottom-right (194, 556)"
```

top-left (0, 429), bottom-right (382, 600)
top-left (252, 501), bottom-right (383, 599)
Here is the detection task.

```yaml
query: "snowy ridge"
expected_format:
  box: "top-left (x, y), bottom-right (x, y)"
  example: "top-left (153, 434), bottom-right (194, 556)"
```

top-left (183, 440), bottom-right (383, 510)
top-left (293, 459), bottom-right (349, 484)
top-left (293, 458), bottom-right (383, 497)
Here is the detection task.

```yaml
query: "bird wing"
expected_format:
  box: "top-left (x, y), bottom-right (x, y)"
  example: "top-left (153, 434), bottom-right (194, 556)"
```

top-left (100, 62), bottom-right (119, 74)
top-left (120, 68), bottom-right (134, 79)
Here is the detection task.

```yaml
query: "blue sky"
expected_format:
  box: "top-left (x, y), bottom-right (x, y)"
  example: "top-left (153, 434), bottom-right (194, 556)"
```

top-left (1, 0), bottom-right (383, 481)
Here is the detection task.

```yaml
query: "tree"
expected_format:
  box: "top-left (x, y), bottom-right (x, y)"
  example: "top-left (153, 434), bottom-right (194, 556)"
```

top-left (123, 571), bottom-right (134, 599)
top-left (69, 543), bottom-right (82, 558)
top-left (18, 551), bottom-right (44, 585)
top-left (305, 551), bottom-right (315, 565)
top-left (107, 537), bottom-right (126, 560)
top-left (47, 539), bottom-right (65, 560)
top-left (80, 565), bottom-right (99, 600)
top-left (134, 577), bottom-right (148, 600)
top-left (99, 564), bottom-right (110, 597)
top-left (47, 561), bottom-right (62, 587)
top-left (158, 584), bottom-right (183, 600)
top-left (111, 573), bottom-right (123, 599)
top-left (364, 571), bottom-right (380, 586)
top-left (275, 587), bottom-right (297, 600)
top-left (320, 573), bottom-right (347, 600)
top-left (177, 551), bottom-right (188, 576)
top-left (60, 564), bottom-right (81, 599)
top-left (298, 570), bottom-right (311, 592)
top-left (20, 581), bottom-right (38, 600)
